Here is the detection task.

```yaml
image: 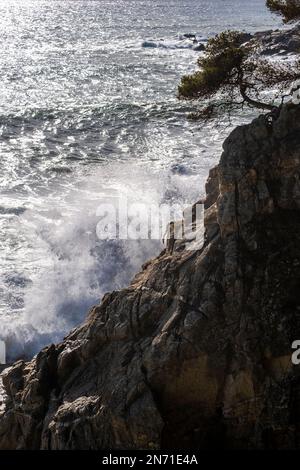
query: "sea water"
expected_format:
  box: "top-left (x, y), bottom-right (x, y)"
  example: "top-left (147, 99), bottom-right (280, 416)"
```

top-left (0, 0), bottom-right (281, 359)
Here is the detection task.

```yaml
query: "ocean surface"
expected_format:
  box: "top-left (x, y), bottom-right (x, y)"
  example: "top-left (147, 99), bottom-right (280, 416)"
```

top-left (0, 0), bottom-right (282, 360)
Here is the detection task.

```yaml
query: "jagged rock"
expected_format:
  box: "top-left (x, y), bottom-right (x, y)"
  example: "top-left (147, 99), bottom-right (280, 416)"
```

top-left (183, 33), bottom-right (197, 39)
top-left (224, 26), bottom-right (300, 56)
top-left (255, 25), bottom-right (300, 55)
top-left (192, 43), bottom-right (205, 52)
top-left (238, 32), bottom-right (254, 45)
top-left (1, 104), bottom-right (300, 450)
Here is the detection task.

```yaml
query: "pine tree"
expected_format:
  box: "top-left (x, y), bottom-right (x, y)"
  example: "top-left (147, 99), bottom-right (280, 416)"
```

top-left (178, 2), bottom-right (300, 118)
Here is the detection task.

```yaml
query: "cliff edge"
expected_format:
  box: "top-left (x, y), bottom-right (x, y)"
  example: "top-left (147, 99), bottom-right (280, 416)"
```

top-left (1, 104), bottom-right (300, 450)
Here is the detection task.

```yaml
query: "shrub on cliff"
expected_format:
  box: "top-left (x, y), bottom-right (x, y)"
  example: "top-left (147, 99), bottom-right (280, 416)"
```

top-left (178, 2), bottom-right (300, 119)
top-left (266, 0), bottom-right (300, 23)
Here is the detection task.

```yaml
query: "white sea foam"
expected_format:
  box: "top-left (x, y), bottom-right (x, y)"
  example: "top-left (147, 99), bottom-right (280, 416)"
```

top-left (1, 161), bottom-right (207, 360)
top-left (0, 0), bottom-right (282, 360)
top-left (141, 39), bottom-right (203, 50)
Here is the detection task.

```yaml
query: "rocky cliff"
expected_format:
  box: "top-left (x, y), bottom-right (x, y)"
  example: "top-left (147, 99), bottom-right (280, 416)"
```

top-left (255, 24), bottom-right (300, 55)
top-left (1, 104), bottom-right (300, 450)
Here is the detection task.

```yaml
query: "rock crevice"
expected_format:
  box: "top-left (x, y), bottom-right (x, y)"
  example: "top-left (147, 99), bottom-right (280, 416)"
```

top-left (1, 104), bottom-right (300, 449)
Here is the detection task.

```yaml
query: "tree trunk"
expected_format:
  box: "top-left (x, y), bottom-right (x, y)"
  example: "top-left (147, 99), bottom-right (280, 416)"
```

top-left (240, 84), bottom-right (275, 111)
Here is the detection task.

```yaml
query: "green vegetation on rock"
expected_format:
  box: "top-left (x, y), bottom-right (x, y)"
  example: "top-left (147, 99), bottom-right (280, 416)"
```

top-left (178, 1), bottom-right (300, 118)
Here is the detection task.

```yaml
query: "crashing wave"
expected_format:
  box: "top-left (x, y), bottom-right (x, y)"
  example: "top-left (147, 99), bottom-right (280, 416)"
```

top-left (142, 36), bottom-right (206, 51)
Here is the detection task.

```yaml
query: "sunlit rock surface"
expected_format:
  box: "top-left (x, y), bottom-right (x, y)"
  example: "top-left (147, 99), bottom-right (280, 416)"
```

top-left (1, 104), bottom-right (300, 450)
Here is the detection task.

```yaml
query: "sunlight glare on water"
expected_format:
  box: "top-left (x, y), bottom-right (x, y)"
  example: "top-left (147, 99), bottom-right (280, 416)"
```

top-left (0, 0), bottom-right (281, 359)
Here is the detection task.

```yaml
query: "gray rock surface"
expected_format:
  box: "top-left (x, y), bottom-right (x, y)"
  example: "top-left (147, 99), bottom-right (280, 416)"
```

top-left (255, 24), bottom-right (300, 55)
top-left (1, 104), bottom-right (300, 449)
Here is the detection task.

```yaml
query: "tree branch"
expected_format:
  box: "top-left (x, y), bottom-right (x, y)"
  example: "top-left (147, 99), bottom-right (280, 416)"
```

top-left (239, 84), bottom-right (275, 110)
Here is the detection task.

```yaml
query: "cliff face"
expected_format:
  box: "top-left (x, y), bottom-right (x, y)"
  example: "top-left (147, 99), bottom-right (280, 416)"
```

top-left (255, 24), bottom-right (300, 55)
top-left (1, 104), bottom-right (300, 450)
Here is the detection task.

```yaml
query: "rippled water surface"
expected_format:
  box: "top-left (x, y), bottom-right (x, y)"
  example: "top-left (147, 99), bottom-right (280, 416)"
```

top-left (0, 0), bottom-right (281, 359)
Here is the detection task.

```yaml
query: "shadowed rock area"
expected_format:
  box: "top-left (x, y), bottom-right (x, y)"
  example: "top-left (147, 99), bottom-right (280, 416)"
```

top-left (1, 104), bottom-right (300, 450)
top-left (218, 25), bottom-right (300, 56)
top-left (255, 24), bottom-right (300, 55)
